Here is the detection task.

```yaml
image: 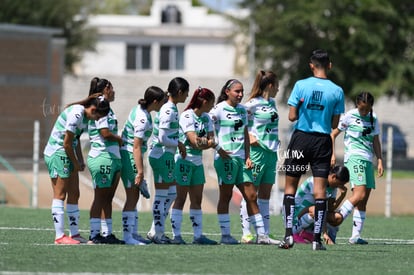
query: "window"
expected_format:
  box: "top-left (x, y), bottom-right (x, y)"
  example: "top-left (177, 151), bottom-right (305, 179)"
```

top-left (126, 45), bottom-right (151, 70)
top-left (160, 45), bottom-right (184, 70)
top-left (161, 5), bottom-right (182, 24)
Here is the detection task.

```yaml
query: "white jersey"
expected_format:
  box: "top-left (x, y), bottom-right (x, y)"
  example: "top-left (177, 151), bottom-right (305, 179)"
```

top-left (337, 108), bottom-right (380, 162)
top-left (121, 105), bottom-right (153, 154)
top-left (149, 101), bottom-right (180, 158)
top-left (209, 101), bottom-right (248, 159)
top-left (176, 109), bottom-right (213, 166)
top-left (294, 176), bottom-right (337, 218)
top-left (44, 105), bottom-right (88, 157)
top-left (244, 96), bottom-right (279, 152)
top-left (88, 108), bottom-right (121, 159)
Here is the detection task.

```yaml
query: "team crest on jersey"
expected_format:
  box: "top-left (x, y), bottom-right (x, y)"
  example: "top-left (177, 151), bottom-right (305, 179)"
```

top-left (168, 171), bottom-right (174, 179)
top-left (226, 172), bottom-right (232, 181)
top-left (181, 174), bottom-right (188, 182)
top-left (63, 165), bottom-right (69, 174)
top-left (102, 176), bottom-right (108, 184)
top-left (357, 174), bottom-right (363, 181)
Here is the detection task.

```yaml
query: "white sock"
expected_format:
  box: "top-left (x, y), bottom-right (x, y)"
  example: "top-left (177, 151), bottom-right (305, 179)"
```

top-left (190, 209), bottom-right (203, 239)
top-left (90, 218), bottom-right (101, 239)
top-left (339, 200), bottom-right (354, 221)
top-left (101, 219), bottom-right (108, 237)
top-left (250, 213), bottom-right (265, 236)
top-left (164, 185), bottom-right (177, 221)
top-left (170, 208), bottom-right (183, 237)
top-left (122, 211), bottom-right (135, 241)
top-left (66, 203), bottom-right (80, 236)
top-left (104, 219), bottom-right (112, 236)
top-left (299, 213), bottom-right (314, 230)
top-left (153, 189), bottom-right (168, 236)
top-left (218, 213), bottom-right (231, 236)
top-left (240, 199), bottom-right (251, 236)
top-left (133, 208), bottom-right (138, 235)
top-left (351, 209), bottom-right (366, 239)
top-left (52, 199), bottom-right (65, 239)
top-left (258, 199), bottom-right (270, 235)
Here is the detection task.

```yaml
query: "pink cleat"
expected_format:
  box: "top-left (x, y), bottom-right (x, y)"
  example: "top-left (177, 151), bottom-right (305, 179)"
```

top-left (54, 235), bottom-right (80, 245)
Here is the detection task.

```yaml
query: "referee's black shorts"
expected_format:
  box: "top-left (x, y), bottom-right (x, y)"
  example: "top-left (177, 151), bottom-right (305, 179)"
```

top-left (283, 130), bottom-right (332, 178)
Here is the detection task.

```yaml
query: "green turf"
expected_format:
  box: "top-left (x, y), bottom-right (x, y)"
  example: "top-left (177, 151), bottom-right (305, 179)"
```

top-left (0, 207), bottom-right (413, 274)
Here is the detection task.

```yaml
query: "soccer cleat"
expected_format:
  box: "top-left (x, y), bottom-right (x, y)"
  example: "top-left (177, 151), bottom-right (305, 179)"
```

top-left (71, 234), bottom-right (88, 244)
top-left (278, 235), bottom-right (294, 249)
top-left (299, 230), bottom-right (314, 243)
top-left (312, 241), bottom-right (327, 250)
top-left (348, 237), bottom-right (368, 245)
top-left (256, 234), bottom-right (281, 245)
top-left (241, 233), bottom-right (255, 244)
top-left (104, 234), bottom-right (125, 244)
top-left (138, 180), bottom-right (150, 199)
top-left (170, 235), bottom-right (186, 245)
top-left (293, 233), bottom-right (309, 244)
top-left (87, 234), bottom-right (107, 244)
top-left (220, 235), bottom-right (240, 245)
top-left (132, 233), bottom-right (152, 244)
top-left (124, 237), bottom-right (147, 245)
top-left (152, 234), bottom-right (171, 244)
top-left (193, 235), bottom-right (218, 245)
top-left (54, 235), bottom-right (80, 245)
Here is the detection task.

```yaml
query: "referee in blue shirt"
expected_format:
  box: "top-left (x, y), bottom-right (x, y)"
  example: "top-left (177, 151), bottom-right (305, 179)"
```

top-left (279, 49), bottom-right (345, 250)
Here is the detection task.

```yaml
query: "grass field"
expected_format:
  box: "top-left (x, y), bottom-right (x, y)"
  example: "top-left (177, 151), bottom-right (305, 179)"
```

top-left (1, 207), bottom-right (413, 274)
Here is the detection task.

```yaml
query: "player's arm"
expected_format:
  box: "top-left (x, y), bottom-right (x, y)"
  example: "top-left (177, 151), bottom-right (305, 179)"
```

top-left (330, 128), bottom-right (342, 166)
top-left (331, 186), bottom-right (347, 210)
top-left (63, 131), bottom-right (80, 172)
top-left (133, 137), bottom-right (144, 186)
top-left (100, 128), bottom-right (123, 146)
top-left (331, 114), bottom-right (341, 130)
top-left (373, 135), bottom-right (384, 177)
top-left (74, 138), bottom-right (85, 171)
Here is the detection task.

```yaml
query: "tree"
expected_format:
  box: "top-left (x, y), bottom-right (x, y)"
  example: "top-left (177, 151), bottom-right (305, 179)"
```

top-left (239, 0), bottom-right (414, 100)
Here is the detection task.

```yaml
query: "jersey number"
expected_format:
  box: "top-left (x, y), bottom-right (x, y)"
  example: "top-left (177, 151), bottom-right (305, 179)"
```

top-left (100, 165), bottom-right (111, 174)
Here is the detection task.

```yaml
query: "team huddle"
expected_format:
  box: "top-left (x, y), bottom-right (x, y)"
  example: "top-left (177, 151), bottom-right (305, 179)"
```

top-left (44, 49), bottom-right (383, 250)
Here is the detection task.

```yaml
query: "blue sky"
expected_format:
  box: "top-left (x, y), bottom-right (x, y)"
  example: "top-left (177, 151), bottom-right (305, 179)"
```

top-left (200, 0), bottom-right (242, 12)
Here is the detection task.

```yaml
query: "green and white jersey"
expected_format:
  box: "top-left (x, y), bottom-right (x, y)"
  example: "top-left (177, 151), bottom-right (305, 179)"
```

top-left (294, 176), bottom-right (337, 218)
top-left (120, 105), bottom-right (152, 154)
top-left (44, 105), bottom-right (88, 157)
top-left (338, 108), bottom-right (380, 163)
top-left (176, 109), bottom-right (213, 166)
top-left (88, 108), bottom-right (121, 159)
top-left (209, 101), bottom-right (248, 159)
top-left (149, 101), bottom-right (180, 158)
top-left (244, 96), bottom-right (279, 152)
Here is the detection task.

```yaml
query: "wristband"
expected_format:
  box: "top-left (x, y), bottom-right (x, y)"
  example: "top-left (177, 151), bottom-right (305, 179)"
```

top-left (214, 144), bottom-right (221, 151)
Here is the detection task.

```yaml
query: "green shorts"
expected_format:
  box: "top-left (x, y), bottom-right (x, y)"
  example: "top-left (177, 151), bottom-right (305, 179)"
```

top-left (120, 150), bottom-right (137, 188)
top-left (44, 151), bottom-right (73, 179)
top-left (174, 158), bottom-right (205, 186)
top-left (87, 153), bottom-right (122, 188)
top-left (249, 146), bottom-right (277, 186)
top-left (149, 152), bottom-right (175, 184)
top-left (214, 156), bottom-right (252, 185)
top-left (345, 157), bottom-right (375, 189)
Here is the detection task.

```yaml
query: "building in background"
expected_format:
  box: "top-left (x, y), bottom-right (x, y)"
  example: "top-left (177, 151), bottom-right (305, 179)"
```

top-left (76, 0), bottom-right (247, 78)
top-left (0, 24), bottom-right (65, 160)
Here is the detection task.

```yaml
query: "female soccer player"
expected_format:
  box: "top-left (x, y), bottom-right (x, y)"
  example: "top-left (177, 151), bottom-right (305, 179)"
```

top-left (292, 165), bottom-right (349, 245)
top-left (239, 70), bottom-right (280, 245)
top-left (87, 77), bottom-right (124, 244)
top-left (170, 87), bottom-right (218, 245)
top-left (331, 91), bottom-right (383, 245)
top-left (209, 79), bottom-right (273, 244)
top-left (120, 86), bottom-right (165, 245)
top-left (147, 77), bottom-right (188, 244)
top-left (44, 94), bottom-right (109, 244)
